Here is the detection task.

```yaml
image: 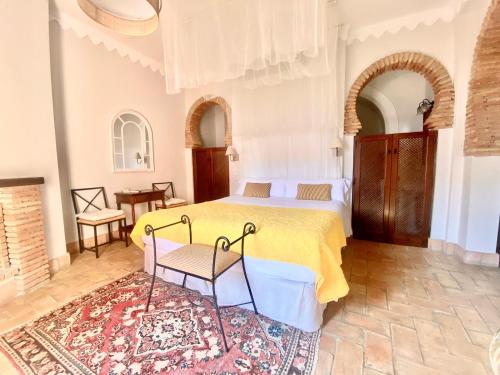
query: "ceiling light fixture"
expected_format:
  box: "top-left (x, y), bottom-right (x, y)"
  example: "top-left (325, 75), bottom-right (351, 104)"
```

top-left (78, 0), bottom-right (162, 36)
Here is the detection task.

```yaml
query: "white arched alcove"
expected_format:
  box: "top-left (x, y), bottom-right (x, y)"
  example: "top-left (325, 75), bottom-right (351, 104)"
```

top-left (360, 86), bottom-right (399, 134)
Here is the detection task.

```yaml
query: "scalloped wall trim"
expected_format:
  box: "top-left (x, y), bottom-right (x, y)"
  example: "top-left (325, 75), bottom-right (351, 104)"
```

top-left (50, 12), bottom-right (165, 77)
top-left (347, 0), bottom-right (472, 45)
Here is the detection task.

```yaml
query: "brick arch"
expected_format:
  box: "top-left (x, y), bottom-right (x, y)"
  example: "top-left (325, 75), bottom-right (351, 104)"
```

top-left (185, 95), bottom-right (232, 148)
top-left (464, 0), bottom-right (500, 156)
top-left (344, 52), bottom-right (455, 135)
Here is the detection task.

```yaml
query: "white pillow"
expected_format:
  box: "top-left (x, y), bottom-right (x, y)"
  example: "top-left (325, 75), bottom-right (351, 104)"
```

top-left (285, 179), bottom-right (351, 203)
top-left (236, 179), bottom-right (286, 197)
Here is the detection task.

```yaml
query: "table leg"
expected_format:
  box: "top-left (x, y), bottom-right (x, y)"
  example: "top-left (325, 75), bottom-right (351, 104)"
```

top-left (131, 203), bottom-right (136, 225)
top-left (148, 201), bottom-right (152, 212)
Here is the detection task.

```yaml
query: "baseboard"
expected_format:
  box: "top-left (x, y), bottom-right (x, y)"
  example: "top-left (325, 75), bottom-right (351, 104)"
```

top-left (48, 253), bottom-right (71, 276)
top-left (429, 239), bottom-right (499, 267)
top-left (0, 276), bottom-right (16, 306)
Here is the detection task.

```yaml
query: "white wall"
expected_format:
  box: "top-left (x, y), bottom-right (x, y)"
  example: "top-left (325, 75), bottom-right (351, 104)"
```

top-left (345, 20), bottom-right (455, 242)
top-left (364, 71), bottom-right (433, 133)
top-left (0, 0), bottom-right (67, 261)
top-left (451, 0), bottom-right (500, 253)
top-left (184, 74), bottom-right (343, 196)
top-left (199, 105), bottom-right (226, 147)
top-left (49, 25), bottom-right (187, 243)
top-left (345, 2), bottom-right (499, 254)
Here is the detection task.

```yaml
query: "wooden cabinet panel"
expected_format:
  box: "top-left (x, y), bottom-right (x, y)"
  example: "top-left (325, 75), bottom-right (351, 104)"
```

top-left (353, 131), bottom-right (437, 247)
top-left (211, 149), bottom-right (230, 200)
top-left (353, 135), bottom-right (392, 242)
top-left (389, 132), bottom-right (437, 246)
top-left (192, 147), bottom-right (229, 204)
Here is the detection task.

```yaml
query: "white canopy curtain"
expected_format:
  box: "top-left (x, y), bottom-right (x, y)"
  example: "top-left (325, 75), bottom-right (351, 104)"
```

top-left (161, 0), bottom-right (331, 93)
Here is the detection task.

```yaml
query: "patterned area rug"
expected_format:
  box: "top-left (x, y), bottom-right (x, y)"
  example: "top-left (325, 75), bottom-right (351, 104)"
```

top-left (0, 272), bottom-right (320, 374)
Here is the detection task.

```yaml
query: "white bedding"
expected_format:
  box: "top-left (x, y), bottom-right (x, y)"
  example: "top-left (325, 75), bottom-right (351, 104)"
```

top-left (218, 195), bottom-right (352, 236)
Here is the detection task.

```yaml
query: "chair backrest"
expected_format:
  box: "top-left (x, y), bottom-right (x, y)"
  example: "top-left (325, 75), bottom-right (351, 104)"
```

top-left (152, 182), bottom-right (176, 199)
top-left (71, 187), bottom-right (109, 214)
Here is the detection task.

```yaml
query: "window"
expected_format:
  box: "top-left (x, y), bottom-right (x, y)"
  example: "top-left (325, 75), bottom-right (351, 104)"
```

top-left (112, 111), bottom-right (154, 172)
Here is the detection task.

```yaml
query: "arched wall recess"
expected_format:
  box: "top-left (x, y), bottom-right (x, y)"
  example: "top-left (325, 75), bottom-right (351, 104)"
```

top-left (464, 0), bottom-right (500, 156)
top-left (185, 95), bottom-right (232, 148)
top-left (344, 52), bottom-right (454, 135)
top-left (360, 86), bottom-right (399, 134)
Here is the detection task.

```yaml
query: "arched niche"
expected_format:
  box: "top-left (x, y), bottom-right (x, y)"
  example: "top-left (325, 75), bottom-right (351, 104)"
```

top-left (464, 0), bottom-right (500, 156)
top-left (185, 95), bottom-right (232, 148)
top-left (359, 86), bottom-right (399, 134)
top-left (344, 52), bottom-right (454, 135)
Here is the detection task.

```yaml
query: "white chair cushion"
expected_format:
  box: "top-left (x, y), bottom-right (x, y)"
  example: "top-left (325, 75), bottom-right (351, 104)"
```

top-left (76, 208), bottom-right (124, 221)
top-left (165, 197), bottom-right (186, 205)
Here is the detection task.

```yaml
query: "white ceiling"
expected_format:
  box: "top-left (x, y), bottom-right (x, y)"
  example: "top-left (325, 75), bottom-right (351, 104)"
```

top-left (334, 0), bottom-right (456, 29)
top-left (50, 0), bottom-right (465, 71)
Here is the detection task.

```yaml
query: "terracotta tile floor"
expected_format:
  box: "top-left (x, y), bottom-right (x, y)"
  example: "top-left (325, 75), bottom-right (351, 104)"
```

top-left (1, 239), bottom-right (499, 374)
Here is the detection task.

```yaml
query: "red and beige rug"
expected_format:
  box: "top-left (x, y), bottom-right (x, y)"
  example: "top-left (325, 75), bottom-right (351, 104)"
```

top-left (0, 272), bottom-right (320, 374)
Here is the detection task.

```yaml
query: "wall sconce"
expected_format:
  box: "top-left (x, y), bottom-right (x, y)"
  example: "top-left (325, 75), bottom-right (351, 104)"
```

top-left (225, 146), bottom-right (238, 161)
top-left (135, 152), bottom-right (143, 164)
top-left (329, 136), bottom-right (344, 156)
top-left (417, 99), bottom-right (434, 115)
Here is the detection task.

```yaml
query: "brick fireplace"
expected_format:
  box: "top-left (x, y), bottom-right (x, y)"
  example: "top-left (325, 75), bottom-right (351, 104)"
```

top-left (0, 178), bottom-right (50, 302)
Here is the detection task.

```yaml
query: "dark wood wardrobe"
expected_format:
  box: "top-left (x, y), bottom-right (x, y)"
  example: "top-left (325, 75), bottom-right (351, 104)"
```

top-left (352, 131), bottom-right (437, 247)
top-left (192, 147), bottom-right (230, 203)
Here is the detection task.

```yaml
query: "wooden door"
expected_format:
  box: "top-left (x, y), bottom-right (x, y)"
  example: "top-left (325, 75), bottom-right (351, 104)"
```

top-left (192, 148), bottom-right (213, 204)
top-left (353, 131), bottom-right (437, 247)
top-left (192, 147), bottom-right (229, 204)
top-left (353, 135), bottom-right (393, 242)
top-left (211, 149), bottom-right (230, 200)
top-left (388, 131), bottom-right (437, 247)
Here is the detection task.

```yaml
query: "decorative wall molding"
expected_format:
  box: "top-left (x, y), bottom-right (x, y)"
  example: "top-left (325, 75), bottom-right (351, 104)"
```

top-left (185, 95), bottom-right (232, 148)
top-left (344, 52), bottom-right (454, 135)
top-left (464, 0), bottom-right (500, 156)
top-left (50, 11), bottom-right (164, 76)
top-left (347, 0), bottom-right (472, 45)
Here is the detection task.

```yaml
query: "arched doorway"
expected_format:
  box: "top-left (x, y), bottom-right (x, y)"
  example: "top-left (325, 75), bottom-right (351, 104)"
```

top-left (186, 96), bottom-right (231, 203)
top-left (344, 52), bottom-right (454, 135)
top-left (347, 53), bottom-right (453, 247)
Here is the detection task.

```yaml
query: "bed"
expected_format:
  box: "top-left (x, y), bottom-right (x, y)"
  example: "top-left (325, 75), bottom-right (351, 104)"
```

top-left (131, 179), bottom-right (351, 332)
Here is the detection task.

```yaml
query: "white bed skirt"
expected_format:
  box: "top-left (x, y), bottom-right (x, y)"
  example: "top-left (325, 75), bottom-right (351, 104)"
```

top-left (144, 238), bottom-right (326, 332)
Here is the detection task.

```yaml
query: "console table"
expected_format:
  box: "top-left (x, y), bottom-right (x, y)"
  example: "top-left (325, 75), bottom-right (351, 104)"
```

top-left (115, 190), bottom-right (165, 232)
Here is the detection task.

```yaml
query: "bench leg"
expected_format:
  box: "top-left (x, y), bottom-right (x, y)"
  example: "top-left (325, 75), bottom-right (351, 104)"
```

top-left (212, 280), bottom-right (229, 352)
top-left (118, 220), bottom-right (123, 241)
top-left (77, 223), bottom-right (84, 254)
top-left (108, 223), bottom-right (113, 244)
top-left (94, 226), bottom-right (99, 258)
top-left (182, 274), bottom-right (187, 288)
top-left (241, 257), bottom-right (258, 315)
top-left (124, 219), bottom-right (129, 247)
top-left (146, 266), bottom-right (156, 312)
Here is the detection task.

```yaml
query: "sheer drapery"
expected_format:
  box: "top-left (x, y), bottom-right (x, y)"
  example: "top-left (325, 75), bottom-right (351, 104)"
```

top-left (161, 0), bottom-right (330, 93)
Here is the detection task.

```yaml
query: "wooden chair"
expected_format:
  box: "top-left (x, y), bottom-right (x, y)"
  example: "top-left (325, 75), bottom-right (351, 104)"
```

top-left (152, 182), bottom-right (187, 209)
top-left (71, 187), bottom-right (129, 258)
top-left (145, 216), bottom-right (258, 352)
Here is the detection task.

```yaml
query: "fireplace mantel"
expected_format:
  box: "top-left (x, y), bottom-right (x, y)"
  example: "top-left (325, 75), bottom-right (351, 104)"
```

top-left (0, 177), bottom-right (44, 188)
